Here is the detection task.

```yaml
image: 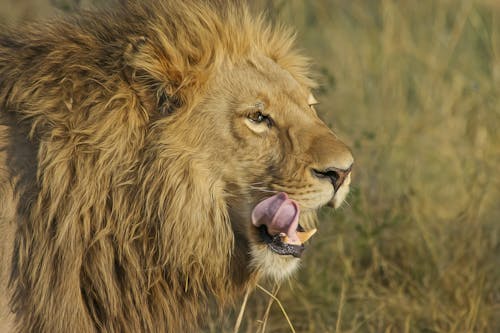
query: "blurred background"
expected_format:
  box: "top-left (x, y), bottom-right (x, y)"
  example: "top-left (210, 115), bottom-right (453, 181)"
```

top-left (1, 1), bottom-right (499, 332)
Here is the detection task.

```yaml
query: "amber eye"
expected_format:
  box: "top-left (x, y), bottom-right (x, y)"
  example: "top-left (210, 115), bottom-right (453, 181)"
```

top-left (248, 111), bottom-right (273, 127)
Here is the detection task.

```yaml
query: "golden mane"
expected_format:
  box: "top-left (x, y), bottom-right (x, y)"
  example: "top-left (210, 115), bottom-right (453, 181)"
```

top-left (0, 1), bottom-right (317, 331)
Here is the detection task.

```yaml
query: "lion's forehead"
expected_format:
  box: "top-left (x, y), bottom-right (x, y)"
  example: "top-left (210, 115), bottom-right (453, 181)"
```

top-left (228, 61), bottom-right (313, 117)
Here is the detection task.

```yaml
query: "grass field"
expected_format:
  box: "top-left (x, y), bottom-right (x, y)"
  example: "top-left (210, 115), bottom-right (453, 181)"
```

top-left (1, 1), bottom-right (499, 332)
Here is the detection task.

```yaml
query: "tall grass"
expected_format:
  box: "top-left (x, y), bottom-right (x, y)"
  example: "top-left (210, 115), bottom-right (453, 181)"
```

top-left (1, 1), bottom-right (499, 332)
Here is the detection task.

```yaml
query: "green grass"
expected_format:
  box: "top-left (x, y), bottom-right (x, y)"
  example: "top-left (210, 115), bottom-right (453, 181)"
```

top-left (2, 1), bottom-right (499, 332)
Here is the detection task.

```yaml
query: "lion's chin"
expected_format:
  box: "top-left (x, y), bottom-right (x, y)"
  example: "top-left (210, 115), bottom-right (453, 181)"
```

top-left (249, 244), bottom-right (301, 282)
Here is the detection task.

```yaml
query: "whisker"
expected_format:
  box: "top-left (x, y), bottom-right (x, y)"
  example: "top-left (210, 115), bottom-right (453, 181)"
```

top-left (248, 186), bottom-right (279, 194)
top-left (249, 182), bottom-right (270, 188)
top-left (249, 180), bottom-right (268, 185)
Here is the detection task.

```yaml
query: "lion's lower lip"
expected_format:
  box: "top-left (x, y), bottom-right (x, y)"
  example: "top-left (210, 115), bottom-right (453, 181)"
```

top-left (257, 225), bottom-right (305, 258)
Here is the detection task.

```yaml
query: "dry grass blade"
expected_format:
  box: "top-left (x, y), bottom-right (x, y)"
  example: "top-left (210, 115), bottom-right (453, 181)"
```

top-left (258, 283), bottom-right (281, 333)
top-left (233, 287), bottom-right (251, 333)
top-left (257, 284), bottom-right (296, 333)
top-left (334, 278), bottom-right (347, 333)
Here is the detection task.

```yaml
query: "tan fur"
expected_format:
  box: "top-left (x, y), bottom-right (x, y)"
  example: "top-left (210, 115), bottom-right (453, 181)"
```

top-left (0, 1), bottom-right (352, 332)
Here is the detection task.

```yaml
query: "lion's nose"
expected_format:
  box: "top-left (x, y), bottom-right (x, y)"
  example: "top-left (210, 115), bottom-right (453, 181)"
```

top-left (312, 165), bottom-right (352, 192)
top-left (301, 122), bottom-right (354, 191)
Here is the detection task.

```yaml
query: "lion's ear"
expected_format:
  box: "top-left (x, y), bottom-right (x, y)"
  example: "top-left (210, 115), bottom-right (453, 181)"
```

top-left (123, 35), bottom-right (186, 116)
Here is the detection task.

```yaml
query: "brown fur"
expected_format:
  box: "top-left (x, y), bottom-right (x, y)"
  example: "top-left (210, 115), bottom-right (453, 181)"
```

top-left (0, 1), bottom-right (352, 332)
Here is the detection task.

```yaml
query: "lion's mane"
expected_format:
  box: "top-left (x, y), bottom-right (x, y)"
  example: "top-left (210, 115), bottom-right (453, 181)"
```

top-left (0, 0), bottom-right (313, 332)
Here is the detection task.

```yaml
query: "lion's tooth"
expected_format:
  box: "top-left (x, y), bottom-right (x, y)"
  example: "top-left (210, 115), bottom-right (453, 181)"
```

top-left (297, 228), bottom-right (317, 243)
top-left (282, 235), bottom-right (301, 245)
top-left (282, 228), bottom-right (317, 245)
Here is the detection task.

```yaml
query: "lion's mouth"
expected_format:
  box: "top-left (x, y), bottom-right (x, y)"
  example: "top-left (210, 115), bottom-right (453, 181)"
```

top-left (251, 192), bottom-right (317, 258)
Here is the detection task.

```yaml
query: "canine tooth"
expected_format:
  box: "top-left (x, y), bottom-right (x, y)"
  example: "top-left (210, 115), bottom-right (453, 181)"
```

top-left (297, 228), bottom-right (317, 243)
top-left (282, 228), bottom-right (317, 245)
top-left (282, 235), bottom-right (301, 245)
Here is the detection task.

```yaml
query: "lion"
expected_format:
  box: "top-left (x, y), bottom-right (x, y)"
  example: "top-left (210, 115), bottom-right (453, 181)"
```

top-left (0, 0), bottom-right (353, 332)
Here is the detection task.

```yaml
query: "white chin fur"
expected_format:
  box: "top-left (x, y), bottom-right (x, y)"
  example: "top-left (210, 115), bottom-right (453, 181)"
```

top-left (250, 244), bottom-right (300, 282)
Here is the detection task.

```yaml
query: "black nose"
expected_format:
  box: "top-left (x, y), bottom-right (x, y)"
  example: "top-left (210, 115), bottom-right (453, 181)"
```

top-left (312, 166), bottom-right (352, 192)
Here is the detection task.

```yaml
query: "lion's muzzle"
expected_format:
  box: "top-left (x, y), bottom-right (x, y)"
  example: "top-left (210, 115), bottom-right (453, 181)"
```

top-left (304, 123), bottom-right (354, 208)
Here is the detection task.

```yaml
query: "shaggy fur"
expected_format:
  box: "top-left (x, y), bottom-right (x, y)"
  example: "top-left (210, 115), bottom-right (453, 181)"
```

top-left (0, 1), bottom-right (353, 332)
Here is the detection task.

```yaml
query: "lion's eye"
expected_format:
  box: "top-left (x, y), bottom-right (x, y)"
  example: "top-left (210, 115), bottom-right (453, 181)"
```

top-left (248, 111), bottom-right (272, 127)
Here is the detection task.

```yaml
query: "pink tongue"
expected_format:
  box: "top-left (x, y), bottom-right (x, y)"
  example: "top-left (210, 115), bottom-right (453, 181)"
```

top-left (251, 192), bottom-right (300, 244)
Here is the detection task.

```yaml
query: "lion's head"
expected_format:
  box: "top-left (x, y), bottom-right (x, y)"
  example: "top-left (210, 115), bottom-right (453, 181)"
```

top-left (191, 54), bottom-right (354, 282)
top-left (0, 0), bottom-right (352, 331)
